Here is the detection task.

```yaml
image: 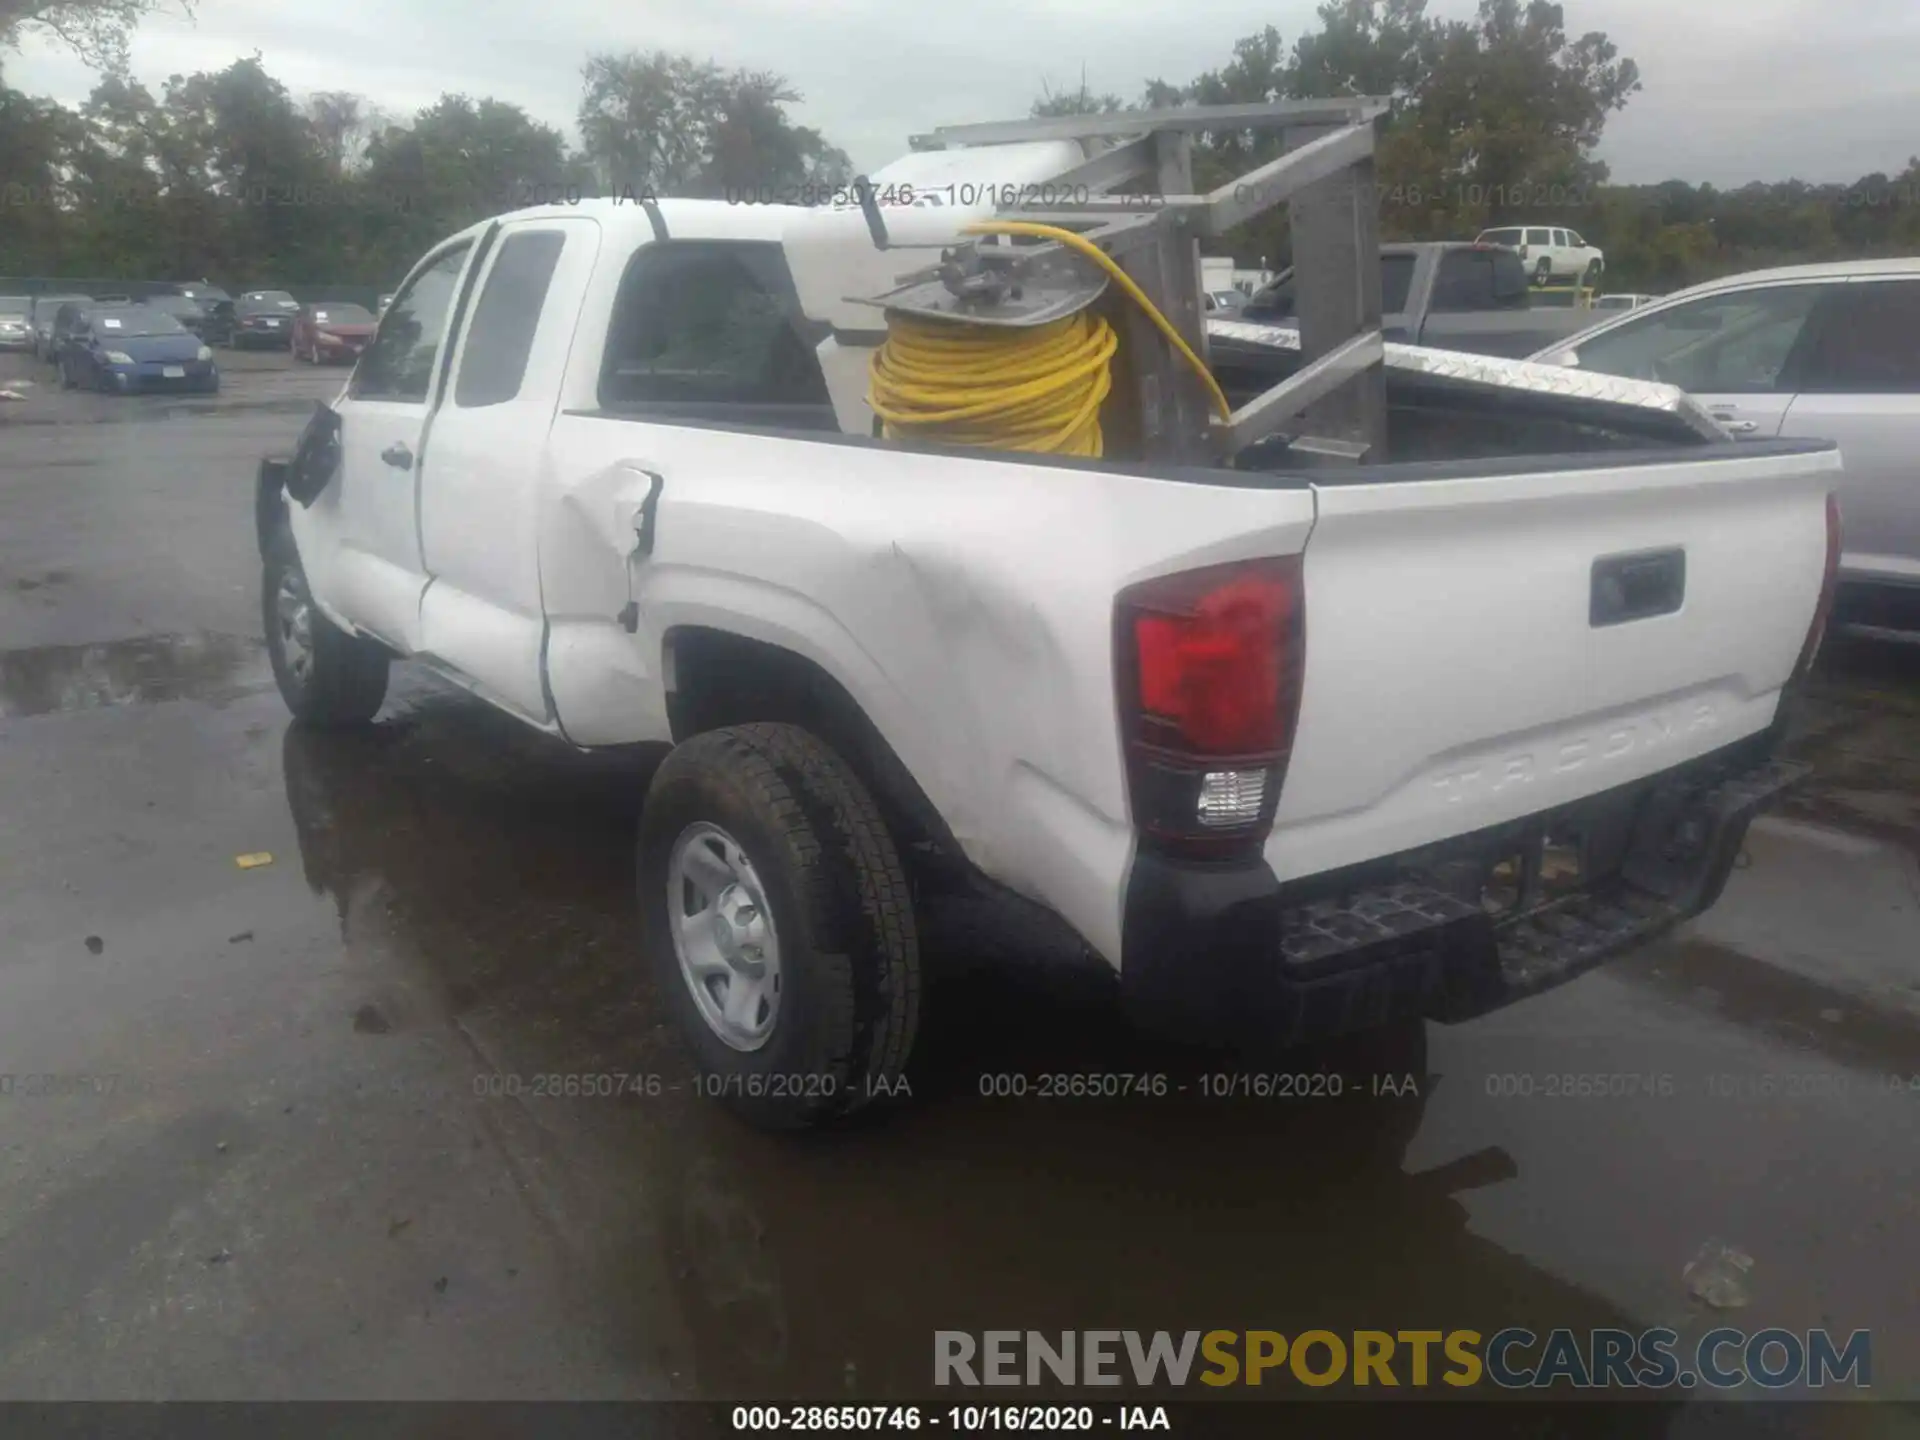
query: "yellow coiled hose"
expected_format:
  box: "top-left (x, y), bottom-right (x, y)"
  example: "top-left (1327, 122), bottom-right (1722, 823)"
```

top-left (866, 220), bottom-right (1233, 458)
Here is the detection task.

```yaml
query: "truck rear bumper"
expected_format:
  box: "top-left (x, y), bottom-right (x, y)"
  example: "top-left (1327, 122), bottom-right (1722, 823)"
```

top-left (1117, 736), bottom-right (1806, 1046)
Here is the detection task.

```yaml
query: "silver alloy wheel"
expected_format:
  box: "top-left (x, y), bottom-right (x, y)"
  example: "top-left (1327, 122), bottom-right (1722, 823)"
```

top-left (668, 822), bottom-right (782, 1051)
top-left (274, 568), bottom-right (315, 686)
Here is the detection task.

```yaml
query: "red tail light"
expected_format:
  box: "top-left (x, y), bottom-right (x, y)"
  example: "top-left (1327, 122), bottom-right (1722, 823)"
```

top-left (1115, 556), bottom-right (1304, 858)
top-left (1793, 492), bottom-right (1842, 683)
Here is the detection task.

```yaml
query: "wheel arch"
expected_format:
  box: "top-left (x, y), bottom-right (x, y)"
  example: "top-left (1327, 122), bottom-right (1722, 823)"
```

top-left (661, 626), bottom-right (966, 878)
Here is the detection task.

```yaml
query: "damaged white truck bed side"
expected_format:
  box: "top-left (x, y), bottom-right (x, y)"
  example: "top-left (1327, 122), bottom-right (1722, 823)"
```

top-left (257, 196), bottom-right (1840, 1129)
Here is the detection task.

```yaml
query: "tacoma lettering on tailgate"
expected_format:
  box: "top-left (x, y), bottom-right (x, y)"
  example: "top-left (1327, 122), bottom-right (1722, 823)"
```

top-left (1432, 702), bottom-right (1719, 805)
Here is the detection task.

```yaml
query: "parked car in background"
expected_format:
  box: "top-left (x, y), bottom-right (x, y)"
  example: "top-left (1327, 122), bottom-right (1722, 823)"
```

top-left (30, 294), bottom-right (91, 361)
top-left (47, 301), bottom-right (95, 366)
top-left (291, 302), bottom-right (378, 364)
top-left (1593, 293), bottom-right (1656, 312)
top-left (1202, 289), bottom-right (1243, 314)
top-left (58, 304), bottom-right (218, 394)
top-left (229, 298), bottom-right (295, 349)
top-left (171, 281), bottom-right (232, 310)
top-left (1243, 242), bottom-right (1595, 358)
top-left (1526, 286), bottom-right (1595, 309)
top-left (0, 296), bottom-right (32, 350)
top-left (200, 299), bottom-right (237, 347)
top-left (240, 289), bottom-right (300, 312)
top-left (1475, 225), bottom-right (1605, 287)
top-left (1530, 257), bottom-right (1920, 625)
top-left (142, 292), bottom-right (213, 339)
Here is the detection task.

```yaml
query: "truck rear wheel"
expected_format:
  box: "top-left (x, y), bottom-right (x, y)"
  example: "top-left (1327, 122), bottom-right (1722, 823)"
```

top-left (261, 532), bottom-right (390, 727)
top-left (639, 723), bottom-right (922, 1130)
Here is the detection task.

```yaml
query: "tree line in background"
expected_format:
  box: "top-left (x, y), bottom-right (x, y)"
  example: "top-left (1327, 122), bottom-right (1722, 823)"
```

top-left (3, 0), bottom-right (1920, 292)
top-left (0, 0), bottom-right (852, 284)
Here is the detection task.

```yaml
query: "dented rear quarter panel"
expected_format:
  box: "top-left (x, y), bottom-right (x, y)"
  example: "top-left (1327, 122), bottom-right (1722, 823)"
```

top-left (537, 417), bottom-right (1315, 963)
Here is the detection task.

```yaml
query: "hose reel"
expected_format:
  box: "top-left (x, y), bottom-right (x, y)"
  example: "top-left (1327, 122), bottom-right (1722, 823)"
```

top-left (863, 223), bottom-right (1229, 459)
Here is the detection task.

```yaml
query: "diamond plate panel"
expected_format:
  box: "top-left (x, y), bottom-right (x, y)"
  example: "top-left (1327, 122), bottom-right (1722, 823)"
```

top-left (1206, 318), bottom-right (1731, 441)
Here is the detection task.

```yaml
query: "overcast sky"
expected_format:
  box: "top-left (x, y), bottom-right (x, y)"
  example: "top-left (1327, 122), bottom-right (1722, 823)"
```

top-left (8, 0), bottom-right (1920, 186)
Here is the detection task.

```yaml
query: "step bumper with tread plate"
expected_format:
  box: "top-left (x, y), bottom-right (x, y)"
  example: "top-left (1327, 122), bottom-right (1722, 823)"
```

top-left (1119, 747), bottom-right (1808, 1046)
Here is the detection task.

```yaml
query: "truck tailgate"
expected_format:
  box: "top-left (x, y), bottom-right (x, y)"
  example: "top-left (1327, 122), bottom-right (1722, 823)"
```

top-left (1265, 440), bottom-right (1840, 882)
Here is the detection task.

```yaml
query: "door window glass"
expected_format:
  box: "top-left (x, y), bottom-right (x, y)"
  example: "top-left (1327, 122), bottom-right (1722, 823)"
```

top-left (599, 242), bottom-right (827, 408)
top-left (1795, 281), bottom-right (1920, 394)
top-left (1570, 285), bottom-right (1830, 393)
top-left (352, 242), bottom-right (473, 402)
top-left (455, 230), bottom-right (568, 408)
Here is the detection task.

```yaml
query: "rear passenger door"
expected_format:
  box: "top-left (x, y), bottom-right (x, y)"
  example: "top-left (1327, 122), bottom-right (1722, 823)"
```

top-left (1780, 276), bottom-right (1920, 586)
top-left (416, 216), bottom-right (602, 722)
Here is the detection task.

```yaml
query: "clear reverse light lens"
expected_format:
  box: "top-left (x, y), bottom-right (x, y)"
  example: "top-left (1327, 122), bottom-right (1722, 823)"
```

top-left (1196, 769), bottom-right (1267, 828)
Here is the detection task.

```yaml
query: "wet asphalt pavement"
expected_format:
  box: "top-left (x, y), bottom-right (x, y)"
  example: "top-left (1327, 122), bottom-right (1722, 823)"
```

top-left (2, 347), bottom-right (1919, 1427)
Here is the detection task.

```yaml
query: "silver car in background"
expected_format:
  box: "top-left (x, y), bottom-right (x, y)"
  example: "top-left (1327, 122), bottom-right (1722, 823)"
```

top-left (1530, 258), bottom-right (1920, 631)
top-left (0, 296), bottom-right (32, 350)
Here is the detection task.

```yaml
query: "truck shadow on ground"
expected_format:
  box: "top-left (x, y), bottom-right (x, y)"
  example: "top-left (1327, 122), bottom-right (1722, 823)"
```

top-left (280, 689), bottom-right (1697, 1430)
top-left (1783, 635), bottom-right (1920, 858)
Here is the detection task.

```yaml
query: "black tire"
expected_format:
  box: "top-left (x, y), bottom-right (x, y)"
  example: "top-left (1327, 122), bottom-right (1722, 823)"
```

top-left (261, 530), bottom-right (390, 727)
top-left (639, 723), bottom-right (922, 1130)
top-left (1583, 260), bottom-right (1603, 289)
top-left (1534, 256), bottom-right (1553, 284)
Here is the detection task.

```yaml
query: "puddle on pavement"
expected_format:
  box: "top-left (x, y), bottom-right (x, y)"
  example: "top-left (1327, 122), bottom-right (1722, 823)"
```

top-left (0, 632), bottom-right (270, 718)
top-left (1619, 936), bottom-right (1920, 1076)
top-left (0, 396), bottom-right (324, 427)
top-left (155, 398), bottom-right (323, 422)
top-left (1783, 638), bottom-right (1920, 858)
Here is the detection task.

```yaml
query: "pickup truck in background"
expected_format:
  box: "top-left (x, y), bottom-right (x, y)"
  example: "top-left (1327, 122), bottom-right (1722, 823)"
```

top-left (254, 197), bottom-right (1838, 1131)
top-left (1243, 242), bottom-right (1601, 358)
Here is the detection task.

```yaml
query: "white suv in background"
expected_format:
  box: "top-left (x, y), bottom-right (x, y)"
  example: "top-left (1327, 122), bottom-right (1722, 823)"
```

top-left (1476, 225), bottom-right (1605, 286)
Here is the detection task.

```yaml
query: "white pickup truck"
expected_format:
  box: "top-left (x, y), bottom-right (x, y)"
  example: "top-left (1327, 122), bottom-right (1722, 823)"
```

top-left (255, 184), bottom-right (1839, 1130)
